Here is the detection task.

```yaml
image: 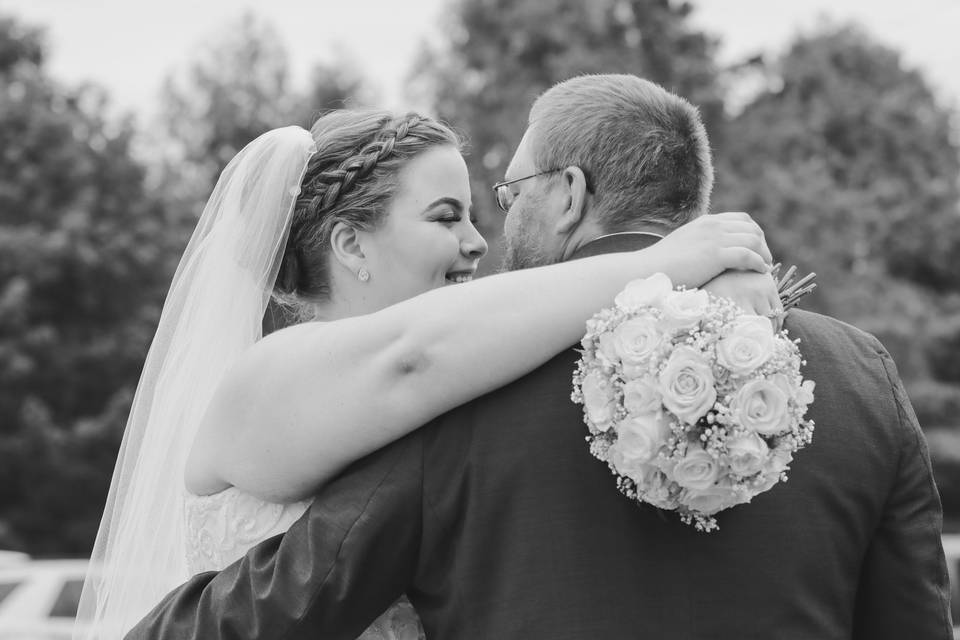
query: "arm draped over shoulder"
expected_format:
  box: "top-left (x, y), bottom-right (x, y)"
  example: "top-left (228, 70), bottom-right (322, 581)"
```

top-left (128, 431), bottom-right (426, 640)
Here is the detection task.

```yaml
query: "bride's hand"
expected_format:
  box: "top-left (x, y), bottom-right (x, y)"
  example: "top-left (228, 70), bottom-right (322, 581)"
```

top-left (702, 270), bottom-right (783, 329)
top-left (647, 212), bottom-right (772, 287)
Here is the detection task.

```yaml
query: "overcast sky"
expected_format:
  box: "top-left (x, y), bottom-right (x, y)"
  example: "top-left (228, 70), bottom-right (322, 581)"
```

top-left (2, 0), bottom-right (958, 119)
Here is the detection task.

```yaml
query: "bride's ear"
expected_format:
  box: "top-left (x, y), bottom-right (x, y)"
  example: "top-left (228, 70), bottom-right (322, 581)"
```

top-left (554, 165), bottom-right (589, 235)
top-left (328, 221), bottom-right (367, 273)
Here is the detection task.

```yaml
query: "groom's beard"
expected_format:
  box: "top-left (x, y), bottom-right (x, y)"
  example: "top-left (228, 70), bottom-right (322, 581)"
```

top-left (499, 229), bottom-right (556, 272)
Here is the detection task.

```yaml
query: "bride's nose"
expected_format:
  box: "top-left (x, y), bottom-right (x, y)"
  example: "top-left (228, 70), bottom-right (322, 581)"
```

top-left (461, 224), bottom-right (488, 259)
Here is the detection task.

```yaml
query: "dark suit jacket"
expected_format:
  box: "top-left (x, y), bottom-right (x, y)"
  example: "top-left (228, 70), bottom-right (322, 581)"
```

top-left (130, 235), bottom-right (952, 639)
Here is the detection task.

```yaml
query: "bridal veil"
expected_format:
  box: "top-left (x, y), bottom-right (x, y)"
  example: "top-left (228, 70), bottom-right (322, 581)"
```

top-left (74, 126), bottom-right (317, 639)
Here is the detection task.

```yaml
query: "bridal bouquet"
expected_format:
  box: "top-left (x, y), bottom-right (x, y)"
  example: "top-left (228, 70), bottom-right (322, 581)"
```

top-left (572, 273), bottom-right (816, 532)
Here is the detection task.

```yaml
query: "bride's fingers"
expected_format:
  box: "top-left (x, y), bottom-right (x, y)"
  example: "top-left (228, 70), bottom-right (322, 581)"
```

top-left (755, 292), bottom-right (781, 318)
top-left (752, 226), bottom-right (772, 264)
top-left (709, 218), bottom-right (766, 240)
top-left (717, 247), bottom-right (770, 274)
top-left (717, 232), bottom-right (770, 260)
top-left (754, 286), bottom-right (784, 329)
top-left (710, 220), bottom-right (762, 235)
top-left (710, 216), bottom-right (771, 263)
top-left (711, 211), bottom-right (755, 223)
top-left (757, 237), bottom-right (773, 265)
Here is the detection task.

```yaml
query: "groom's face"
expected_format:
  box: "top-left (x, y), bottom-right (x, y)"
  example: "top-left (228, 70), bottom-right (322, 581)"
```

top-left (500, 128), bottom-right (562, 271)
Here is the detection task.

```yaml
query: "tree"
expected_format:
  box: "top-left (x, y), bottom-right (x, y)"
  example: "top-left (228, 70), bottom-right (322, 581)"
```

top-left (411, 0), bottom-right (724, 266)
top-left (157, 12), bottom-right (368, 211)
top-left (158, 13), bottom-right (297, 193)
top-left (0, 15), bottom-right (175, 554)
top-left (712, 25), bottom-right (960, 306)
top-left (0, 11), bottom-right (370, 555)
top-left (292, 59), bottom-right (371, 127)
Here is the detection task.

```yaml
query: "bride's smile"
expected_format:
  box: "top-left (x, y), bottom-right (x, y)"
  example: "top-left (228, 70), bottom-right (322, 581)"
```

top-left (445, 270), bottom-right (475, 285)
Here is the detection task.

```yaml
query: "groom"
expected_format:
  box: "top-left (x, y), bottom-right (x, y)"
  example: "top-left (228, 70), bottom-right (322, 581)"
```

top-left (130, 75), bottom-right (950, 638)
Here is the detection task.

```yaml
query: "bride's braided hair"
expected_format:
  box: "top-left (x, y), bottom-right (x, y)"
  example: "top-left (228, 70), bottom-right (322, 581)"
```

top-left (275, 110), bottom-right (462, 301)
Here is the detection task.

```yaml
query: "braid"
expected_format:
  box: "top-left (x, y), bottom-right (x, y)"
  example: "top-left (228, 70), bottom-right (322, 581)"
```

top-left (273, 109), bottom-right (461, 306)
top-left (304, 113), bottom-right (424, 216)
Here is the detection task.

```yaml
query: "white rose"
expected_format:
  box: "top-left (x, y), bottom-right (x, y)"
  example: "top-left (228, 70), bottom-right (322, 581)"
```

top-left (608, 444), bottom-right (654, 485)
top-left (653, 455), bottom-right (678, 477)
top-left (716, 315), bottom-right (775, 376)
top-left (640, 467), bottom-right (675, 510)
top-left (659, 346), bottom-right (717, 424)
top-left (671, 446), bottom-right (720, 491)
top-left (580, 371), bottom-right (616, 431)
top-left (755, 448), bottom-right (794, 493)
top-left (597, 333), bottom-right (620, 366)
top-left (612, 317), bottom-right (665, 370)
top-left (613, 413), bottom-right (672, 470)
top-left (614, 272), bottom-right (673, 311)
top-left (796, 379), bottom-right (816, 409)
top-left (622, 378), bottom-right (662, 415)
top-left (725, 432), bottom-right (769, 476)
top-left (659, 289), bottom-right (710, 332)
top-left (733, 378), bottom-right (791, 436)
top-left (768, 372), bottom-right (793, 395)
top-left (768, 448), bottom-right (793, 474)
top-left (684, 484), bottom-right (739, 516)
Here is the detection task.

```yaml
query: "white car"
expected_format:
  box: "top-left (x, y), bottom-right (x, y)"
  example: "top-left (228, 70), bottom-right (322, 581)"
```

top-left (0, 559), bottom-right (90, 640)
top-left (943, 534), bottom-right (960, 639)
top-left (0, 553), bottom-right (28, 569)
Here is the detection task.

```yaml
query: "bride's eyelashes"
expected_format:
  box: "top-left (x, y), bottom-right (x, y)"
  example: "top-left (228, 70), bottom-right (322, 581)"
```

top-left (428, 206), bottom-right (476, 226)
top-left (423, 196), bottom-right (470, 222)
top-left (432, 208), bottom-right (460, 223)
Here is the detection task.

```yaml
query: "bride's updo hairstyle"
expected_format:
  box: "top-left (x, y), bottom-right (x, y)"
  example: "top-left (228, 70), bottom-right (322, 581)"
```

top-left (275, 110), bottom-right (462, 303)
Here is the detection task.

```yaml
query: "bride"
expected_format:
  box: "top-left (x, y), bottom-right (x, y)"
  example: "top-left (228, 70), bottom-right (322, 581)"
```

top-left (75, 109), bottom-right (775, 639)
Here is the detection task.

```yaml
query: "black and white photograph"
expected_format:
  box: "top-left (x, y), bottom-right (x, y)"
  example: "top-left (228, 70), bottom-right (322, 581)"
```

top-left (0, 0), bottom-right (957, 638)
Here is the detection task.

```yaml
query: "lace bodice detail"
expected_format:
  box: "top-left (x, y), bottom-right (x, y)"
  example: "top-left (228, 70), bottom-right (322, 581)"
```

top-left (184, 486), bottom-right (424, 640)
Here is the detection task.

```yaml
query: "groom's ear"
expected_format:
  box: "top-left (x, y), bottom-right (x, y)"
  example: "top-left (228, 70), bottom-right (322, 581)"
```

top-left (329, 221), bottom-right (366, 272)
top-left (554, 165), bottom-right (590, 235)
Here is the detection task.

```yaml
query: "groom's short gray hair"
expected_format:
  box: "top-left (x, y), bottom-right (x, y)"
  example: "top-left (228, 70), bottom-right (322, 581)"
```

top-left (528, 74), bottom-right (713, 231)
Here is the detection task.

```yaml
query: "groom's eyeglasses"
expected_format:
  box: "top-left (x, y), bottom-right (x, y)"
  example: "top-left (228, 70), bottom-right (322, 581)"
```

top-left (491, 169), bottom-right (563, 213)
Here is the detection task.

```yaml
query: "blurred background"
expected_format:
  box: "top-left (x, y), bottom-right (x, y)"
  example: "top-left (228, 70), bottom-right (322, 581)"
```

top-left (0, 0), bottom-right (959, 631)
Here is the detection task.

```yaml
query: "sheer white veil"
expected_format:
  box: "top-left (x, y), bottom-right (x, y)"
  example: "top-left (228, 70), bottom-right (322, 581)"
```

top-left (74, 126), bottom-right (317, 639)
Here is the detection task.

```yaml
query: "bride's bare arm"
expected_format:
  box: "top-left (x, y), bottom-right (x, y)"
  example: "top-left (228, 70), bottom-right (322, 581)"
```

top-left (188, 212), bottom-right (773, 502)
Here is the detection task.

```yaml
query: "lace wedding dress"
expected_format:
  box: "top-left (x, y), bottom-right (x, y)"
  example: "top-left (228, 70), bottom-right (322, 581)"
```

top-left (184, 486), bottom-right (425, 640)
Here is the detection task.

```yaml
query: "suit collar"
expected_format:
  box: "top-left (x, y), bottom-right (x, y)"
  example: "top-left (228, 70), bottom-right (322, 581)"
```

top-left (568, 232), bottom-right (664, 261)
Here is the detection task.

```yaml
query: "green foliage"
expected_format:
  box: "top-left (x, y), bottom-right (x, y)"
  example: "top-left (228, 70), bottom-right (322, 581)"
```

top-left (926, 314), bottom-right (960, 384)
top-left (713, 25), bottom-right (960, 308)
top-left (0, 16), bottom-right (42, 72)
top-left (0, 17), bottom-right (176, 553)
top-left (158, 12), bottom-right (368, 210)
top-left (0, 11), bottom-right (371, 554)
top-left (159, 12), bottom-right (299, 192)
top-left (293, 61), bottom-right (370, 128)
top-left (924, 429), bottom-right (960, 522)
top-left (906, 381), bottom-right (960, 429)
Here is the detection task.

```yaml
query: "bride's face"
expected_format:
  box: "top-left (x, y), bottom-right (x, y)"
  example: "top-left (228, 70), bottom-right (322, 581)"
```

top-left (359, 145), bottom-right (487, 306)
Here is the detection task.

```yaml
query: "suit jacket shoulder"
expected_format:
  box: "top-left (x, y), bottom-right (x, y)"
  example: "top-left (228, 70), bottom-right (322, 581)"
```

top-left (411, 307), bottom-right (951, 639)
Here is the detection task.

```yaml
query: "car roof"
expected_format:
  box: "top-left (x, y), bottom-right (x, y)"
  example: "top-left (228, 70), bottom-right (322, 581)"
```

top-left (0, 559), bottom-right (89, 581)
top-left (0, 551), bottom-right (29, 567)
top-left (942, 533), bottom-right (960, 556)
